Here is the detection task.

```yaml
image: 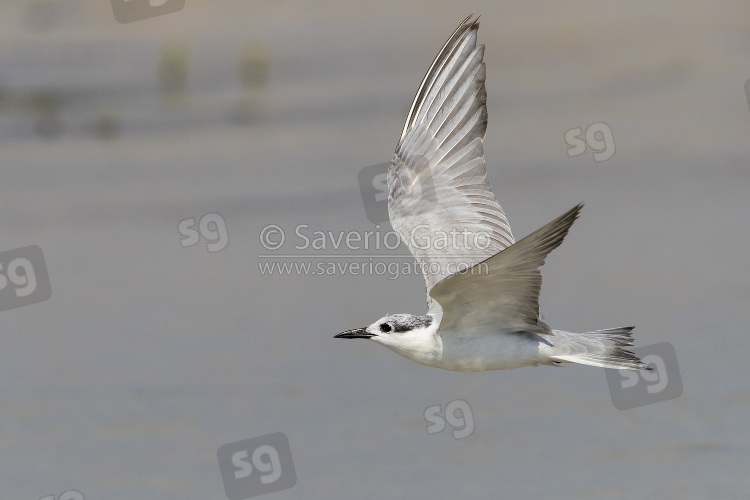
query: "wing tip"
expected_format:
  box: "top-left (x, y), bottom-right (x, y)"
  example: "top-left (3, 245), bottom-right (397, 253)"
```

top-left (564, 203), bottom-right (584, 223)
top-left (398, 14), bottom-right (483, 144)
top-left (454, 14), bottom-right (481, 42)
top-left (464, 13), bottom-right (481, 30)
top-left (556, 203), bottom-right (584, 235)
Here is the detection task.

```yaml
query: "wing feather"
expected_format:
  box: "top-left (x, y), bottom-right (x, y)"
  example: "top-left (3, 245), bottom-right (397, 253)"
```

top-left (429, 205), bottom-right (583, 335)
top-left (388, 16), bottom-right (514, 295)
top-left (400, 14), bottom-right (477, 140)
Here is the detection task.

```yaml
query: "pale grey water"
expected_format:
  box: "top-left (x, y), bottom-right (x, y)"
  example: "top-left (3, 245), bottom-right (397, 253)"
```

top-left (1, 1), bottom-right (750, 498)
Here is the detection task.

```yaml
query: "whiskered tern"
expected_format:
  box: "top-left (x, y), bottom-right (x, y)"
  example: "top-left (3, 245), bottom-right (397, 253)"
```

top-left (335, 15), bottom-right (648, 372)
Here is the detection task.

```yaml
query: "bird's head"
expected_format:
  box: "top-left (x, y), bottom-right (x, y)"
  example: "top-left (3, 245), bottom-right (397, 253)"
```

top-left (335, 313), bottom-right (438, 356)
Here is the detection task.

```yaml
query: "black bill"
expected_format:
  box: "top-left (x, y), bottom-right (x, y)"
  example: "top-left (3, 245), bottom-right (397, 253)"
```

top-left (334, 328), bottom-right (375, 339)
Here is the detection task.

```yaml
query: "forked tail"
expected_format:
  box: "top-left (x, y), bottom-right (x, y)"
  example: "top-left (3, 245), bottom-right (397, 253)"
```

top-left (549, 327), bottom-right (650, 370)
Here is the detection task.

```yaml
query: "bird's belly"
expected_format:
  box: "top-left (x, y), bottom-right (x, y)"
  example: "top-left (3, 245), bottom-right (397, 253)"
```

top-left (434, 333), bottom-right (543, 372)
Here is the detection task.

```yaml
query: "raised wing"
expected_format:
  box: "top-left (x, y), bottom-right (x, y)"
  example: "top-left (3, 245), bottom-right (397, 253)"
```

top-left (429, 205), bottom-right (582, 336)
top-left (388, 15), bottom-right (515, 294)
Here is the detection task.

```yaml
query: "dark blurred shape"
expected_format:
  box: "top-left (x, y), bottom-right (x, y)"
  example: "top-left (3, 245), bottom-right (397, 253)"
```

top-left (229, 41), bottom-right (270, 124)
top-left (0, 84), bottom-right (7, 112)
top-left (228, 97), bottom-right (263, 125)
top-left (31, 91), bottom-right (62, 138)
top-left (158, 40), bottom-right (190, 94)
top-left (239, 41), bottom-right (270, 90)
top-left (93, 113), bottom-right (121, 140)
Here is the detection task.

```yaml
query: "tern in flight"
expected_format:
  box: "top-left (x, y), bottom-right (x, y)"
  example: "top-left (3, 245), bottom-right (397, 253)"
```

top-left (335, 15), bottom-right (648, 372)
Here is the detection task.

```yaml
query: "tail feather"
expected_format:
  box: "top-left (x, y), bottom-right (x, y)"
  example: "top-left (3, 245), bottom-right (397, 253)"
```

top-left (548, 327), bottom-right (651, 370)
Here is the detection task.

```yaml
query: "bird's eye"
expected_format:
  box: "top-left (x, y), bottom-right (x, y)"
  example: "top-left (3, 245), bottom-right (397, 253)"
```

top-left (380, 323), bottom-right (392, 333)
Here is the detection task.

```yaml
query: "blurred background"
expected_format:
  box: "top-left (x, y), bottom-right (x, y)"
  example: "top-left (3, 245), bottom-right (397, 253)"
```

top-left (1, 1), bottom-right (749, 498)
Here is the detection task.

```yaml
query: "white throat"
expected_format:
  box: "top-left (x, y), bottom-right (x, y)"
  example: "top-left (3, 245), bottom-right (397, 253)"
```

top-left (377, 314), bottom-right (443, 367)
